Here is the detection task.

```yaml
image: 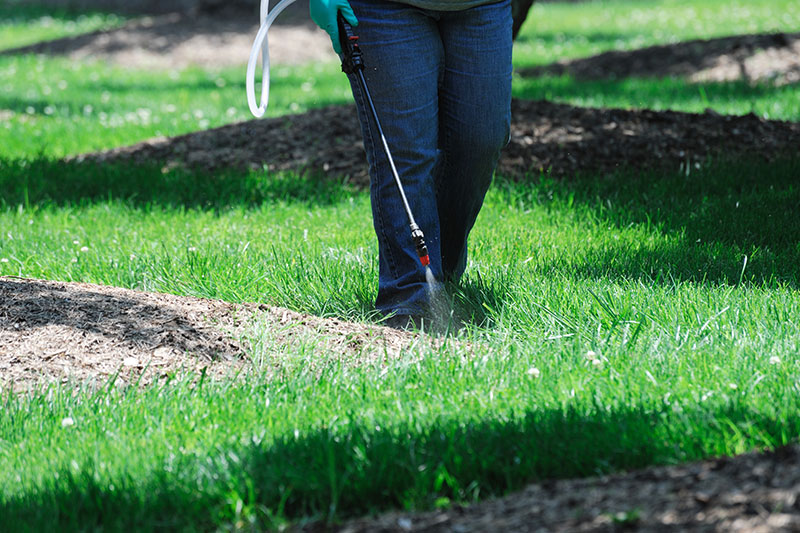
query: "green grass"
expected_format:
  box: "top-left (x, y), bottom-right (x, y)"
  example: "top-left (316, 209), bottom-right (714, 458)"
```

top-left (2, 354), bottom-right (798, 530)
top-left (1, 156), bottom-right (799, 529)
top-left (513, 75), bottom-right (800, 121)
top-left (3, 53), bottom-right (798, 162)
top-left (0, 160), bottom-right (377, 318)
top-left (1, 156), bottom-right (798, 297)
top-left (0, 3), bottom-right (125, 51)
top-left (513, 0), bottom-right (800, 68)
top-left (0, 55), bottom-right (350, 159)
top-left (2, 0), bottom-right (800, 529)
top-left (510, 0), bottom-right (800, 118)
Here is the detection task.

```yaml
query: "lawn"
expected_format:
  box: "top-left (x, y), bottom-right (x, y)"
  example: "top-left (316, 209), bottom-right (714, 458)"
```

top-left (0, 3), bottom-right (125, 51)
top-left (1, 0), bottom-right (799, 529)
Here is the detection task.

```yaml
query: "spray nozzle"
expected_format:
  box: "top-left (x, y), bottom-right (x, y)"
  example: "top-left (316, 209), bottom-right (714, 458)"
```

top-left (411, 226), bottom-right (430, 267)
top-left (337, 14), bottom-right (363, 74)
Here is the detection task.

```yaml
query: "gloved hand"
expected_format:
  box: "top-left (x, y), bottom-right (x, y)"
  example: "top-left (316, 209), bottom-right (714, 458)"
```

top-left (309, 0), bottom-right (358, 54)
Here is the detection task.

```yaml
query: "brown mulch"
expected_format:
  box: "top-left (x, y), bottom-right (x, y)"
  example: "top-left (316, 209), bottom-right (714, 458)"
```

top-left (329, 445), bottom-right (800, 533)
top-left (76, 99), bottom-right (800, 185)
top-left (0, 276), bottom-right (426, 393)
top-left (519, 32), bottom-right (800, 86)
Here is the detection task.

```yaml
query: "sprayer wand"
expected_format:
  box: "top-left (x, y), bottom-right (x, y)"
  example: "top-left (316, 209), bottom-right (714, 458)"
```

top-left (337, 14), bottom-right (430, 268)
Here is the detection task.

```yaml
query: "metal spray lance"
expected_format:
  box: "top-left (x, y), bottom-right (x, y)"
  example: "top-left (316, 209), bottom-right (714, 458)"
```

top-left (336, 14), bottom-right (431, 268)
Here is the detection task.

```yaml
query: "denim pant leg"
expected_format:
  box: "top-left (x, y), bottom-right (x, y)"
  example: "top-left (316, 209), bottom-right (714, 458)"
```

top-left (436, 1), bottom-right (513, 281)
top-left (346, 0), bottom-right (444, 317)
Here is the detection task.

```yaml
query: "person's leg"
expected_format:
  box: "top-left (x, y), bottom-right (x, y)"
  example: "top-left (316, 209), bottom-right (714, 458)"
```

top-left (346, 0), bottom-right (444, 317)
top-left (436, 0), bottom-right (513, 281)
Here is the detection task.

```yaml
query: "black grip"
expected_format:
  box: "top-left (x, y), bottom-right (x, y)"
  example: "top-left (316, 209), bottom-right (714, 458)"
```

top-left (337, 12), bottom-right (364, 74)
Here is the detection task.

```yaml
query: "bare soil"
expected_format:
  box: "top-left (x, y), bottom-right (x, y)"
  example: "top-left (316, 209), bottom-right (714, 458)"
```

top-left (0, 276), bottom-right (427, 393)
top-left (519, 32), bottom-right (800, 86)
top-left (327, 445), bottom-right (800, 533)
top-left (78, 99), bottom-right (800, 186)
top-left (4, 13), bottom-right (800, 532)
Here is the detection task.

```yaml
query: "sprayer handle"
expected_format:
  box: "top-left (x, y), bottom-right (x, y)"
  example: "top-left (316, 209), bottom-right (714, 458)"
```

top-left (337, 13), bottom-right (364, 74)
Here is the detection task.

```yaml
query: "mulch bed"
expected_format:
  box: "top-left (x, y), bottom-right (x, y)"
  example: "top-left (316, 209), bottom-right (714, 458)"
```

top-left (325, 445), bottom-right (800, 532)
top-left (76, 99), bottom-right (800, 186)
top-left (519, 32), bottom-right (800, 86)
top-left (0, 276), bottom-right (431, 393)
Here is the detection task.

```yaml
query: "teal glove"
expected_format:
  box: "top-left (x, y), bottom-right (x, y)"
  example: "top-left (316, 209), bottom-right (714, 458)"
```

top-left (309, 0), bottom-right (358, 54)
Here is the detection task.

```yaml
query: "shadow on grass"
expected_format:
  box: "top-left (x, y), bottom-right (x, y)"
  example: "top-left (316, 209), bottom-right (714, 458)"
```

top-left (496, 155), bottom-right (800, 288)
top-left (2, 153), bottom-right (797, 294)
top-left (0, 4), bottom-right (117, 24)
top-left (512, 75), bottom-right (797, 116)
top-left (1, 393), bottom-right (793, 530)
top-left (0, 157), bottom-right (355, 210)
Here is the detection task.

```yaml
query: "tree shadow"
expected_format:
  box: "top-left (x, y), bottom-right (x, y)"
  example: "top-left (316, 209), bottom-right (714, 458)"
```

top-left (518, 31), bottom-right (800, 85)
top-left (0, 3), bottom-right (121, 27)
top-left (0, 156), bottom-right (355, 209)
top-left (1, 396), bottom-right (795, 530)
top-left (497, 153), bottom-right (800, 288)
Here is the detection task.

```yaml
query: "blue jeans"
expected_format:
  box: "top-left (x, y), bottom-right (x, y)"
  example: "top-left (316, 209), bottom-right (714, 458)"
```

top-left (345, 0), bottom-right (512, 317)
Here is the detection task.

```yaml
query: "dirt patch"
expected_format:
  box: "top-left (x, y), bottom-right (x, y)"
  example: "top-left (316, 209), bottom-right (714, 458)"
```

top-left (0, 276), bottom-right (248, 391)
top-left (328, 445), bottom-right (800, 532)
top-left (76, 99), bottom-right (800, 185)
top-left (0, 5), bottom-right (336, 69)
top-left (521, 32), bottom-right (800, 86)
top-left (0, 276), bottom-right (425, 392)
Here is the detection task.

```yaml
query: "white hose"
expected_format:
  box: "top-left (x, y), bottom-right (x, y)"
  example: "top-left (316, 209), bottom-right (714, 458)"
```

top-left (246, 0), bottom-right (299, 118)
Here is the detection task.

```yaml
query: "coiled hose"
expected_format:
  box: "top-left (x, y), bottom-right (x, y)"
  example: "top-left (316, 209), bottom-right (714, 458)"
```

top-left (246, 0), bottom-right (298, 118)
